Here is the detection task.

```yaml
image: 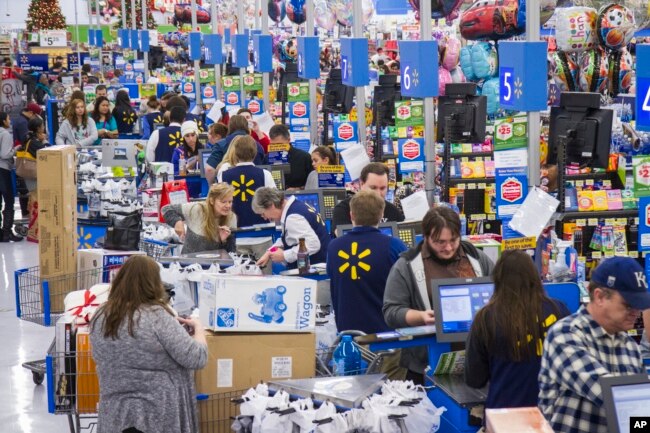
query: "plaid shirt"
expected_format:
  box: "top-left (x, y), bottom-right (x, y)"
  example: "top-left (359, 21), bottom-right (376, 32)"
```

top-left (538, 305), bottom-right (643, 433)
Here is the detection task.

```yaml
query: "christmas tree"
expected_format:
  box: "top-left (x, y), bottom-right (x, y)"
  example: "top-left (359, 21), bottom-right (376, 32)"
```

top-left (115, 0), bottom-right (157, 30)
top-left (26, 0), bottom-right (67, 32)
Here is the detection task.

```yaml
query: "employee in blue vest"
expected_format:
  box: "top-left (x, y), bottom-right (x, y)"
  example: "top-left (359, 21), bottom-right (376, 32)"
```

top-left (220, 135), bottom-right (276, 228)
top-left (146, 106), bottom-right (186, 163)
top-left (327, 190), bottom-right (407, 335)
top-left (253, 187), bottom-right (330, 269)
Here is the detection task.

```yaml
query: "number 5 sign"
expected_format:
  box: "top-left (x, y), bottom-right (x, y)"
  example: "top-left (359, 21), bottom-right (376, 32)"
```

top-left (498, 41), bottom-right (548, 112)
top-left (398, 41), bottom-right (438, 98)
top-left (636, 45), bottom-right (650, 131)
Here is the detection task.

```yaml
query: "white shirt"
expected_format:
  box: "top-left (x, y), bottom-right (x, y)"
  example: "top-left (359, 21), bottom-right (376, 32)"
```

top-left (146, 121), bottom-right (181, 163)
top-left (217, 161), bottom-right (276, 188)
top-left (272, 195), bottom-right (321, 264)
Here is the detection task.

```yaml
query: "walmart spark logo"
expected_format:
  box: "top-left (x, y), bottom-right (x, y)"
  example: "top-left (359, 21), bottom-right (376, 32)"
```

top-left (337, 242), bottom-right (371, 280)
top-left (305, 204), bottom-right (324, 225)
top-left (77, 227), bottom-right (94, 249)
top-left (153, 114), bottom-right (163, 124)
top-left (197, 119), bottom-right (204, 132)
top-left (168, 131), bottom-right (183, 147)
top-left (123, 111), bottom-right (136, 125)
top-left (232, 174), bottom-right (256, 201)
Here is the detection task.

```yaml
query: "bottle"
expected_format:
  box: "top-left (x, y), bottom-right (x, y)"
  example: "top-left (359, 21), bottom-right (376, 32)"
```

top-left (297, 237), bottom-right (310, 274)
top-left (331, 335), bottom-right (362, 376)
top-left (179, 154), bottom-right (187, 176)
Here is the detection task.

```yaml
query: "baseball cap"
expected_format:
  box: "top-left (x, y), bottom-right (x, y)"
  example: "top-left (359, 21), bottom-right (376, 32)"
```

top-left (591, 257), bottom-right (650, 310)
top-left (24, 103), bottom-right (43, 116)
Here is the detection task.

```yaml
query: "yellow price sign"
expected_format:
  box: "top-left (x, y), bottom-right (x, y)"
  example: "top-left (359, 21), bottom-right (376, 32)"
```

top-left (502, 237), bottom-right (537, 250)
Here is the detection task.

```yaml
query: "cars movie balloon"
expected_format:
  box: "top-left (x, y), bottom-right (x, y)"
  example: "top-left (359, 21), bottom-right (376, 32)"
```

top-left (548, 50), bottom-right (579, 91)
top-left (596, 4), bottom-right (636, 51)
top-left (286, 0), bottom-right (307, 25)
top-left (459, 0), bottom-right (525, 41)
top-left (555, 7), bottom-right (598, 52)
top-left (578, 48), bottom-right (609, 93)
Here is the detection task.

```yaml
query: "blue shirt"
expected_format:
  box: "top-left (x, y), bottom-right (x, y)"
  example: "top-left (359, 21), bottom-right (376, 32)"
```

top-left (93, 116), bottom-right (118, 146)
top-left (327, 226), bottom-right (407, 334)
top-left (222, 164), bottom-right (267, 227)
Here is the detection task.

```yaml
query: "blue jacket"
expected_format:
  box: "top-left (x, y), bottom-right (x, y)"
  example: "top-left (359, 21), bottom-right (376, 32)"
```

top-left (206, 130), bottom-right (267, 168)
top-left (327, 227), bottom-right (407, 334)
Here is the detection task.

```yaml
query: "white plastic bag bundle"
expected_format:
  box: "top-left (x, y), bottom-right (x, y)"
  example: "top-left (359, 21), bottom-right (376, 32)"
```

top-left (313, 401), bottom-right (348, 433)
top-left (315, 313), bottom-right (338, 357)
top-left (225, 253), bottom-right (263, 276)
top-left (258, 390), bottom-right (292, 433)
top-left (288, 398), bottom-right (317, 433)
top-left (380, 380), bottom-right (446, 433)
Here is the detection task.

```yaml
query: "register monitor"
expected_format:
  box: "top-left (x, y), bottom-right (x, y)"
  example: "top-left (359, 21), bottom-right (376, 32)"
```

top-left (335, 222), bottom-right (398, 238)
top-left (397, 220), bottom-right (423, 248)
top-left (258, 164), bottom-right (288, 190)
top-left (601, 374), bottom-right (650, 433)
top-left (288, 190), bottom-right (325, 217)
top-left (320, 188), bottom-right (347, 221)
top-left (199, 149), bottom-right (212, 178)
top-left (431, 277), bottom-right (495, 343)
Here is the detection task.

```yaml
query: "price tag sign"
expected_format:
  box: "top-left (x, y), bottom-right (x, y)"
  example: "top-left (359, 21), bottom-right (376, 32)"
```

top-left (640, 196), bottom-right (650, 252)
top-left (252, 34), bottom-right (273, 73)
top-left (636, 45), bottom-right (650, 131)
top-left (633, 155), bottom-right (650, 197)
top-left (398, 40), bottom-right (439, 98)
top-left (340, 38), bottom-right (369, 87)
top-left (203, 34), bottom-right (223, 65)
top-left (297, 36), bottom-right (319, 79)
top-left (498, 41), bottom-right (548, 112)
top-left (40, 30), bottom-right (67, 47)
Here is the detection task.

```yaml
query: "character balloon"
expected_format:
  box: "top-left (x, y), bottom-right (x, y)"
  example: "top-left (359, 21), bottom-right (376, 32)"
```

top-left (286, 0), bottom-right (307, 25)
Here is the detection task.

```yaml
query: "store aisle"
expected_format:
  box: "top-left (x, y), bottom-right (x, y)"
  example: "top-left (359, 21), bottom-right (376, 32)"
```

top-left (0, 240), bottom-right (70, 433)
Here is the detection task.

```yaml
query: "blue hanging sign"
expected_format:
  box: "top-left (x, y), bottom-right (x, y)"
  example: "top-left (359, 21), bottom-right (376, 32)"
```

top-left (139, 30), bottom-right (149, 52)
top-left (17, 54), bottom-right (49, 72)
top-left (636, 44), bottom-right (650, 131)
top-left (88, 29), bottom-right (96, 46)
top-left (181, 81), bottom-right (196, 99)
top-left (68, 52), bottom-right (89, 70)
top-left (398, 138), bottom-right (425, 173)
top-left (252, 34), bottom-right (273, 73)
top-left (129, 30), bottom-right (139, 50)
top-left (375, 0), bottom-right (411, 15)
top-left (225, 90), bottom-right (241, 107)
top-left (189, 32), bottom-right (202, 61)
top-left (121, 83), bottom-right (140, 100)
top-left (297, 36), bottom-right (320, 79)
top-left (499, 41), bottom-right (548, 112)
top-left (223, 28), bottom-right (231, 45)
top-left (340, 38), bottom-right (369, 87)
top-left (231, 34), bottom-right (249, 68)
top-left (95, 29), bottom-right (104, 48)
top-left (204, 34), bottom-right (224, 65)
top-left (399, 41), bottom-right (439, 98)
top-left (119, 29), bottom-right (129, 49)
top-left (639, 196), bottom-right (650, 251)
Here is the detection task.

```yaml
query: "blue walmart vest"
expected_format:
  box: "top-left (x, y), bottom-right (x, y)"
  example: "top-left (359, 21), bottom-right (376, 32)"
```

top-left (281, 199), bottom-right (330, 267)
top-left (154, 125), bottom-right (183, 162)
top-left (223, 165), bottom-right (266, 227)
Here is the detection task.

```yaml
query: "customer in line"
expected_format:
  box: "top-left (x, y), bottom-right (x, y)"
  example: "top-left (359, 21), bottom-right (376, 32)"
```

top-left (331, 162), bottom-right (404, 237)
top-left (19, 117), bottom-right (48, 193)
top-left (11, 103), bottom-right (43, 217)
top-left (383, 206), bottom-right (493, 384)
top-left (465, 250), bottom-right (569, 409)
top-left (268, 124), bottom-right (313, 190)
top-left (305, 145), bottom-right (337, 190)
top-left (539, 256), bottom-right (650, 433)
top-left (55, 98), bottom-right (98, 147)
top-left (90, 255), bottom-right (207, 433)
top-left (0, 113), bottom-right (22, 242)
top-left (254, 187), bottom-right (330, 268)
top-left (91, 96), bottom-right (119, 145)
top-left (162, 183), bottom-right (237, 254)
top-left (237, 107), bottom-right (270, 152)
top-left (33, 73), bottom-right (52, 106)
top-left (206, 122), bottom-right (228, 149)
top-left (112, 90), bottom-right (138, 134)
top-left (86, 84), bottom-right (113, 112)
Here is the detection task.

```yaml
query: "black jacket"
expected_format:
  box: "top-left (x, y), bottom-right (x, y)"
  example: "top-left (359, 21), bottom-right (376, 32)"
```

top-left (331, 195), bottom-right (404, 237)
top-left (286, 146), bottom-right (313, 189)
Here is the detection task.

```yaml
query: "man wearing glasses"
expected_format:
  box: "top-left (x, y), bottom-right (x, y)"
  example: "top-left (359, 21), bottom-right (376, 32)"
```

top-left (538, 256), bottom-right (650, 433)
top-left (383, 205), bottom-right (494, 383)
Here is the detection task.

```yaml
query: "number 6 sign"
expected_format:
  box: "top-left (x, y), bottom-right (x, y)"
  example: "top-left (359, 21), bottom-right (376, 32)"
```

top-left (398, 40), bottom-right (438, 98)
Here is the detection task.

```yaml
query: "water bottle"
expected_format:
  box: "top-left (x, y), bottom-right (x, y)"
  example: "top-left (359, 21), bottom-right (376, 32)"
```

top-left (331, 335), bottom-right (361, 376)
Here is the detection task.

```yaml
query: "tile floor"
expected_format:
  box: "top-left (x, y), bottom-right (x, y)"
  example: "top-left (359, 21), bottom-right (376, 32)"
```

top-left (0, 239), bottom-right (72, 432)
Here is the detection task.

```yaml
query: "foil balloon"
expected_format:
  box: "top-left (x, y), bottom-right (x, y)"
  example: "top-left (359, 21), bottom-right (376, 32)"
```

top-left (314, 0), bottom-right (336, 30)
top-left (362, 0), bottom-right (375, 24)
top-left (408, 0), bottom-right (463, 20)
top-left (459, 46), bottom-right (477, 81)
top-left (439, 68), bottom-right (453, 95)
top-left (548, 51), bottom-right (579, 92)
top-left (578, 48), bottom-right (609, 93)
top-left (597, 4), bottom-right (636, 51)
top-left (481, 77), bottom-right (501, 115)
top-left (459, 0), bottom-right (525, 41)
top-left (540, 0), bottom-right (557, 26)
top-left (470, 42), bottom-right (498, 80)
top-left (450, 67), bottom-right (466, 83)
top-left (608, 47), bottom-right (634, 95)
top-left (279, 37), bottom-right (299, 62)
top-left (441, 37), bottom-right (461, 71)
top-left (334, 0), bottom-right (354, 27)
top-left (173, 3), bottom-right (211, 24)
top-left (555, 7), bottom-right (598, 52)
top-left (269, 0), bottom-right (286, 23)
top-left (286, 0), bottom-right (307, 25)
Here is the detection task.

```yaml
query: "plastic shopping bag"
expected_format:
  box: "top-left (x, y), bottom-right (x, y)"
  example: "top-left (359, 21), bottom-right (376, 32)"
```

top-left (313, 402), bottom-right (348, 433)
top-left (159, 180), bottom-right (189, 222)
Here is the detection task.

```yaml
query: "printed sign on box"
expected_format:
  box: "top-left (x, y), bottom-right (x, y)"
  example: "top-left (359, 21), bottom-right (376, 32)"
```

top-left (317, 165), bottom-right (345, 188)
top-left (494, 116), bottom-right (527, 151)
top-left (286, 82), bottom-right (310, 102)
top-left (398, 138), bottom-right (424, 173)
top-left (394, 100), bottom-right (424, 127)
top-left (333, 119), bottom-right (359, 151)
top-left (633, 156), bottom-right (650, 197)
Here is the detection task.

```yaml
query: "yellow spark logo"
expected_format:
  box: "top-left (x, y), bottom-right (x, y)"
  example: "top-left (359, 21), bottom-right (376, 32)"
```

top-left (305, 204), bottom-right (324, 225)
top-left (77, 227), bottom-right (94, 249)
top-left (153, 114), bottom-right (163, 124)
top-left (197, 119), bottom-right (204, 132)
top-left (168, 131), bottom-right (183, 147)
top-left (337, 242), bottom-right (372, 280)
top-left (231, 174), bottom-right (256, 202)
top-left (123, 111), bottom-right (136, 125)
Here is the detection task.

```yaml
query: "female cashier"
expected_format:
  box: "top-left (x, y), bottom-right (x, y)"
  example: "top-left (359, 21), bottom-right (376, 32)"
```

top-left (253, 187), bottom-right (330, 268)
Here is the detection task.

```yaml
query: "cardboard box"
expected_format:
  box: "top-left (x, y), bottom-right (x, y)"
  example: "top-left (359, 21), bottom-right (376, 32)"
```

top-left (27, 191), bottom-right (38, 242)
top-left (142, 188), bottom-right (162, 221)
top-left (486, 407), bottom-right (554, 433)
top-left (199, 275), bottom-right (317, 332)
top-left (38, 145), bottom-right (78, 312)
top-left (78, 249), bottom-right (145, 286)
top-left (75, 330), bottom-right (99, 414)
top-left (195, 332), bottom-right (316, 395)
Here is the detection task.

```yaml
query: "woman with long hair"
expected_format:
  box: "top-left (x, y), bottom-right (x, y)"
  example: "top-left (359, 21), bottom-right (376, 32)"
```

top-left (55, 98), bottom-right (98, 147)
top-left (216, 135), bottom-right (241, 180)
top-left (141, 95), bottom-right (163, 140)
top-left (305, 145), bottom-right (337, 189)
top-left (91, 96), bottom-right (119, 145)
top-left (112, 89), bottom-right (138, 134)
top-left (90, 255), bottom-right (207, 433)
top-left (465, 249), bottom-right (570, 409)
top-left (162, 183), bottom-right (237, 254)
top-left (19, 117), bottom-right (48, 193)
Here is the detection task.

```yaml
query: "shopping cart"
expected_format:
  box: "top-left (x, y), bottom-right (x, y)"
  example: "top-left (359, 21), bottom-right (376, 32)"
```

top-left (138, 238), bottom-right (178, 260)
top-left (197, 390), bottom-right (250, 433)
top-left (46, 339), bottom-right (99, 433)
top-left (316, 330), bottom-right (394, 377)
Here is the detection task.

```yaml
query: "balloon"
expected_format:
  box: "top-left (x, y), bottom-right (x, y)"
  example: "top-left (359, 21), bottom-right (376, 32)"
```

top-left (578, 48), bottom-right (608, 94)
top-left (459, 0), bottom-right (525, 41)
top-left (173, 3), bottom-right (211, 24)
top-left (362, 0), bottom-right (375, 24)
top-left (279, 37), bottom-right (298, 62)
top-left (459, 46), bottom-right (476, 81)
top-left (408, 0), bottom-right (464, 20)
top-left (548, 51), bottom-right (579, 92)
top-left (269, 0), bottom-right (286, 23)
top-left (540, 0), bottom-right (557, 26)
top-left (286, 0), bottom-right (307, 25)
top-left (555, 7), bottom-right (598, 52)
top-left (450, 67), bottom-right (466, 83)
top-left (439, 68), bottom-right (453, 95)
top-left (314, 0), bottom-right (336, 30)
top-left (608, 47), bottom-right (634, 95)
top-left (596, 4), bottom-right (636, 51)
top-left (335, 0), bottom-right (354, 27)
top-left (481, 77), bottom-right (501, 115)
top-left (441, 36), bottom-right (461, 71)
top-left (470, 42), bottom-right (498, 80)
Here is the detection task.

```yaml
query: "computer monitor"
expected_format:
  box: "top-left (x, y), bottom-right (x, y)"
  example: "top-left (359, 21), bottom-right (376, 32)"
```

top-left (547, 92), bottom-right (614, 169)
top-left (288, 190), bottom-right (325, 217)
top-left (430, 277), bottom-right (495, 343)
top-left (601, 374), bottom-right (650, 433)
top-left (320, 188), bottom-right (348, 221)
top-left (324, 68), bottom-right (355, 114)
top-left (373, 74), bottom-right (401, 127)
top-left (335, 222), bottom-right (398, 238)
top-left (198, 132), bottom-right (209, 146)
top-left (101, 139), bottom-right (139, 167)
top-left (257, 165), bottom-right (286, 190)
top-left (436, 83), bottom-right (487, 144)
top-left (396, 220), bottom-right (423, 248)
top-left (199, 149), bottom-right (212, 178)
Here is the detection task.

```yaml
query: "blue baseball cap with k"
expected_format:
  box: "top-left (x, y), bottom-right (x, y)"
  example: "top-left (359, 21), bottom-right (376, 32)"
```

top-left (591, 257), bottom-right (650, 310)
